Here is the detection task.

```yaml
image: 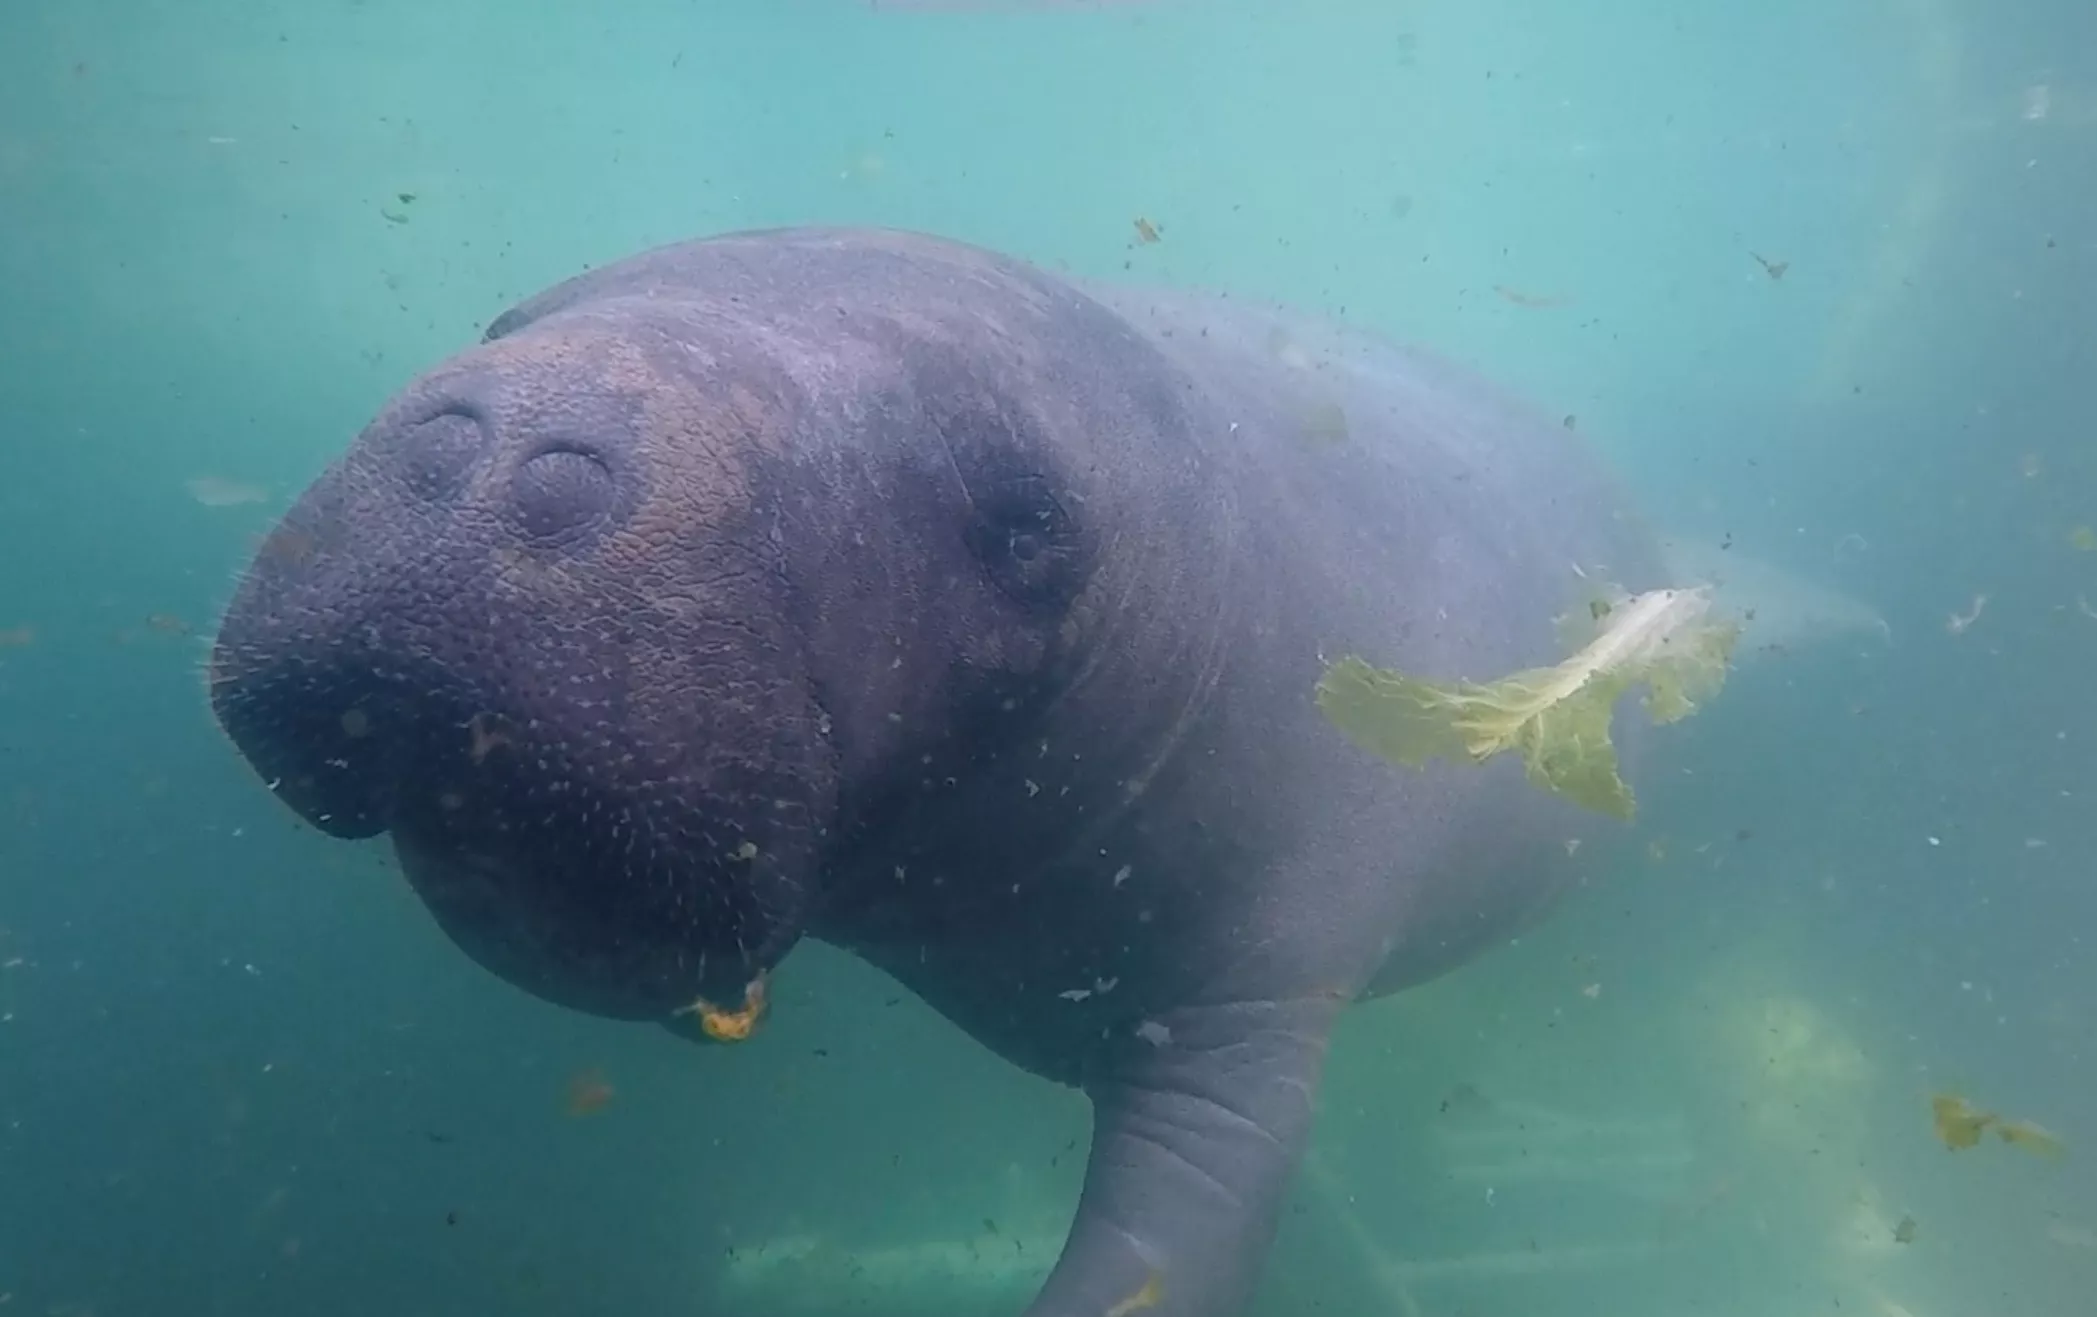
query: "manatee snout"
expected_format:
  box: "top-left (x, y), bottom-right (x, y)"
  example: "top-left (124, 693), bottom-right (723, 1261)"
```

top-left (208, 327), bottom-right (833, 1020)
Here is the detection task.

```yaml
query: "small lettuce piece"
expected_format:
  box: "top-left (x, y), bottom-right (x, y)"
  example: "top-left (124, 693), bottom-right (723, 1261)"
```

top-left (1315, 586), bottom-right (1738, 821)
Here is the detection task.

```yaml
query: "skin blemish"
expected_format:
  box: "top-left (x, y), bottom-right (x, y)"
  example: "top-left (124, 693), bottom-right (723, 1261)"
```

top-left (256, 527), bottom-right (317, 566)
top-left (466, 712), bottom-right (513, 764)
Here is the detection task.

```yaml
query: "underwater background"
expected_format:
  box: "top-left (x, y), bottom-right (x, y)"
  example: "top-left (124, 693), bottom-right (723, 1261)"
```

top-left (2, 0), bottom-right (2093, 1313)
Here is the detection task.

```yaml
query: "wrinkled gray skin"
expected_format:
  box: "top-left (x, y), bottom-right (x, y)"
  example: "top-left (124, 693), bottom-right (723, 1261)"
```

top-left (210, 227), bottom-right (1665, 1317)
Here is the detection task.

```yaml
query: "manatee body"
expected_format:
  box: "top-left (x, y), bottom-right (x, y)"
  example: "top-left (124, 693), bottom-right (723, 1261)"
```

top-left (209, 227), bottom-right (1666, 1317)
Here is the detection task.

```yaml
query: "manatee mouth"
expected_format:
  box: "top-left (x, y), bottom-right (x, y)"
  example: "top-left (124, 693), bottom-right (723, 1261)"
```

top-left (210, 651), bottom-right (800, 1022)
top-left (391, 824), bottom-right (721, 1022)
top-left (206, 652), bottom-right (407, 843)
top-left (377, 724), bottom-right (800, 1022)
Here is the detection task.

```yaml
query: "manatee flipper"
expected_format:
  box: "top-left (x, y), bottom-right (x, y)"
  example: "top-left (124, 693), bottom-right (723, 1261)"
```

top-left (1030, 997), bottom-right (1339, 1317)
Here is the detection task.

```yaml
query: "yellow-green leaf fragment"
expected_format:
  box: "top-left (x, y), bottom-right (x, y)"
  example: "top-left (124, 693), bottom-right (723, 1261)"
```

top-left (1316, 586), bottom-right (1739, 821)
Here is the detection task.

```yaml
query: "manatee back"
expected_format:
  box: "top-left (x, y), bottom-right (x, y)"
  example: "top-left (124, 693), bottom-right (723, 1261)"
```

top-left (1084, 281), bottom-right (1665, 644)
top-left (1083, 281), bottom-right (1670, 996)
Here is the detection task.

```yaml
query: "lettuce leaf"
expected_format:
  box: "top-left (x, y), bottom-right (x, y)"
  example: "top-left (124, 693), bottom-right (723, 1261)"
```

top-left (1315, 586), bottom-right (1738, 820)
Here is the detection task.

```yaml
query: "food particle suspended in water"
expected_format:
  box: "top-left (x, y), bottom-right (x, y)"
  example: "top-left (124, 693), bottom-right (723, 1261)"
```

top-left (185, 475), bottom-right (271, 508)
top-left (1492, 284), bottom-right (1571, 309)
top-left (676, 974), bottom-right (770, 1043)
top-left (564, 1068), bottom-right (615, 1117)
top-left (1105, 1269), bottom-right (1163, 1317)
top-left (1945, 594), bottom-right (1987, 635)
top-left (1930, 1092), bottom-right (2066, 1160)
top-left (871, 0), bottom-right (1162, 9)
top-left (1931, 1093), bottom-right (1991, 1148)
top-left (1316, 585), bottom-right (1737, 821)
top-left (1437, 1081), bottom-right (1492, 1116)
top-left (1998, 1119), bottom-right (2067, 1160)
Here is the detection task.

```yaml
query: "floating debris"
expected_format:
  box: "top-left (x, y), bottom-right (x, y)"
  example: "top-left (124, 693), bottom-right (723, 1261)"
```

top-left (185, 475), bottom-right (271, 508)
top-left (1106, 1270), bottom-right (1163, 1317)
top-left (1945, 594), bottom-right (1987, 635)
top-left (1930, 1092), bottom-right (2065, 1160)
top-left (1932, 1093), bottom-right (1990, 1148)
top-left (564, 1068), bottom-right (615, 1117)
top-left (1492, 284), bottom-right (1572, 309)
top-left (1317, 586), bottom-right (1736, 821)
top-left (1998, 1119), bottom-right (2068, 1159)
top-left (872, 0), bottom-right (1162, 8)
top-left (1437, 1081), bottom-right (1493, 1116)
top-left (2048, 1218), bottom-right (2096, 1250)
top-left (675, 975), bottom-right (769, 1042)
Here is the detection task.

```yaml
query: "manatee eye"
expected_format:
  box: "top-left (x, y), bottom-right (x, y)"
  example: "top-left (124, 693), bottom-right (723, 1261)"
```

top-left (963, 477), bottom-right (1087, 610)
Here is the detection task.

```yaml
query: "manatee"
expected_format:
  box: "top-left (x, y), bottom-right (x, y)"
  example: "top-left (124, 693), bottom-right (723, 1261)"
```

top-left (208, 227), bottom-right (1677, 1317)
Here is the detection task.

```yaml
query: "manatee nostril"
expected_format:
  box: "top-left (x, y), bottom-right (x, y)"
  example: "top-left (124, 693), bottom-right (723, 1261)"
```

top-left (402, 411), bottom-right (487, 502)
top-left (512, 446), bottom-right (615, 542)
